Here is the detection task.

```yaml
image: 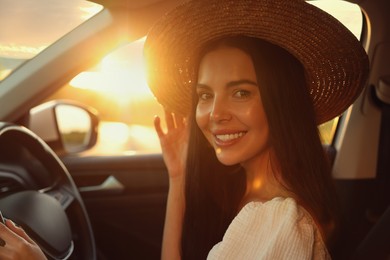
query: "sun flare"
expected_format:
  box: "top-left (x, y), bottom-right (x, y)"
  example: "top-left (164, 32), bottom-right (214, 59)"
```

top-left (70, 38), bottom-right (153, 104)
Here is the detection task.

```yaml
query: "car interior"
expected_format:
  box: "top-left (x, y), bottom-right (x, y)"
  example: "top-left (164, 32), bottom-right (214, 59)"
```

top-left (0, 0), bottom-right (389, 259)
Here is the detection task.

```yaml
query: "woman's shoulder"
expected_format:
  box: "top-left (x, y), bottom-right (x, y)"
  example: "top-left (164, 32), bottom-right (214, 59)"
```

top-left (241, 197), bottom-right (300, 215)
top-left (239, 197), bottom-right (308, 224)
top-left (207, 197), bottom-right (331, 259)
top-left (233, 197), bottom-right (319, 243)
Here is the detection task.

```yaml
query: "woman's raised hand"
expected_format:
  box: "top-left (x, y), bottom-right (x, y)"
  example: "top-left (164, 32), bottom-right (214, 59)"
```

top-left (154, 109), bottom-right (189, 181)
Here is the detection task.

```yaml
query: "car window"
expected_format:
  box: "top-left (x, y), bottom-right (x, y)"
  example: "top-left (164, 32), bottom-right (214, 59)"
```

top-left (0, 0), bottom-right (103, 81)
top-left (309, 0), bottom-right (363, 145)
top-left (45, 0), bottom-right (363, 155)
top-left (46, 37), bottom-right (164, 155)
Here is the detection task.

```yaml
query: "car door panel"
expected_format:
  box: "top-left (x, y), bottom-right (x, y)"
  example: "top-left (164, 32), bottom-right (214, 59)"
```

top-left (62, 154), bottom-right (168, 260)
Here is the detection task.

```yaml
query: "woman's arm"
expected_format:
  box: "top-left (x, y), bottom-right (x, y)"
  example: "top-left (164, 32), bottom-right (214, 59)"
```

top-left (154, 110), bottom-right (189, 260)
top-left (162, 177), bottom-right (185, 260)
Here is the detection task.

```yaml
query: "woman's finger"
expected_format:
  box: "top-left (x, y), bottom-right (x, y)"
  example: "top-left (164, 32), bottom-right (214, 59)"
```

top-left (5, 220), bottom-right (35, 244)
top-left (0, 220), bottom-right (29, 249)
top-left (0, 222), bottom-right (9, 247)
top-left (165, 110), bottom-right (175, 130)
top-left (175, 114), bottom-right (185, 129)
top-left (0, 220), bottom-right (47, 260)
top-left (154, 115), bottom-right (165, 139)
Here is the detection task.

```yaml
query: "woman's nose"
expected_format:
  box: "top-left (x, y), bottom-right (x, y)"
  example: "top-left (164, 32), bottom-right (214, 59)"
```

top-left (210, 98), bottom-right (232, 122)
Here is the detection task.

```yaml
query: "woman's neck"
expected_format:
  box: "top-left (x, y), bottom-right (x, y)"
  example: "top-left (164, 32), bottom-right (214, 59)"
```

top-left (240, 149), bottom-right (291, 208)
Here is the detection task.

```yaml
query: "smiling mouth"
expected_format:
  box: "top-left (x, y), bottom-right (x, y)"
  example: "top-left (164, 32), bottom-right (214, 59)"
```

top-left (215, 132), bottom-right (246, 142)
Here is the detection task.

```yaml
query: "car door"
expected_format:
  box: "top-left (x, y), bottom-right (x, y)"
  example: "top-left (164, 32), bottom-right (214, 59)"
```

top-left (63, 153), bottom-right (168, 260)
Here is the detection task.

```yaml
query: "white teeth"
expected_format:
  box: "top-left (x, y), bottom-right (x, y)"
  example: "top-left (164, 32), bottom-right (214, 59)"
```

top-left (216, 132), bottom-right (245, 141)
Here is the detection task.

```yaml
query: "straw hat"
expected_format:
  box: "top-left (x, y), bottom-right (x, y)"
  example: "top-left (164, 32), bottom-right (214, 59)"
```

top-left (144, 0), bottom-right (369, 124)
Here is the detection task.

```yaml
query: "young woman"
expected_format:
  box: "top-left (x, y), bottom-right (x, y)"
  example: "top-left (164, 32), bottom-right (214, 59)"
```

top-left (0, 0), bottom-right (368, 259)
top-left (145, 0), bottom-right (369, 259)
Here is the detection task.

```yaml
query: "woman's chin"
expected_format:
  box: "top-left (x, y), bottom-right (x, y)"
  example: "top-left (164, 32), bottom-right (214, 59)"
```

top-left (215, 149), bottom-right (241, 166)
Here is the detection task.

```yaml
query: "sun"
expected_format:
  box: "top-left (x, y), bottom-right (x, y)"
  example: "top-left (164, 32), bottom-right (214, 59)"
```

top-left (70, 38), bottom-right (153, 105)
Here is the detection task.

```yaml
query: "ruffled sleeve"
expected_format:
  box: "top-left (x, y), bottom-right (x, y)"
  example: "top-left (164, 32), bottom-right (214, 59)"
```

top-left (207, 197), bottom-right (330, 260)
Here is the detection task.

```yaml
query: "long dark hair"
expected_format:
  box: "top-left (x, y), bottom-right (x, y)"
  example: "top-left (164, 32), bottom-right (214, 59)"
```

top-left (181, 36), bottom-right (339, 259)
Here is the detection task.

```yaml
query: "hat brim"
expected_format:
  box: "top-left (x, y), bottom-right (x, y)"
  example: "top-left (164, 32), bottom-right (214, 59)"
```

top-left (144, 0), bottom-right (369, 124)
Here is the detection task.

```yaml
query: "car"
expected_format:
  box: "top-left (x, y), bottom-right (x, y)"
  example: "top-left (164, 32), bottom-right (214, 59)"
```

top-left (0, 0), bottom-right (389, 259)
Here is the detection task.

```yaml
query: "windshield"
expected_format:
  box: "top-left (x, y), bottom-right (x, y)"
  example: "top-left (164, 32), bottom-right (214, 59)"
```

top-left (0, 0), bottom-right (103, 81)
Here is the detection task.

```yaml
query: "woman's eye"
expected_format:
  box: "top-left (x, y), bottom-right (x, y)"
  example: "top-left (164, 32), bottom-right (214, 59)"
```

top-left (198, 92), bottom-right (213, 101)
top-left (234, 90), bottom-right (251, 98)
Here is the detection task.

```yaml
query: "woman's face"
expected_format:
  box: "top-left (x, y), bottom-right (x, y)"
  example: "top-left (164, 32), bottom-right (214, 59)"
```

top-left (196, 46), bottom-right (270, 166)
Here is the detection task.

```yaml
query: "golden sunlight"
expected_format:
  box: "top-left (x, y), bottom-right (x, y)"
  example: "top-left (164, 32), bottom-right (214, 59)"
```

top-left (309, 0), bottom-right (362, 39)
top-left (79, 3), bottom-right (103, 20)
top-left (252, 179), bottom-right (263, 190)
top-left (84, 122), bottom-right (161, 155)
top-left (100, 122), bottom-right (129, 145)
top-left (0, 44), bottom-right (46, 59)
top-left (0, 69), bottom-right (11, 81)
top-left (70, 39), bottom-right (153, 105)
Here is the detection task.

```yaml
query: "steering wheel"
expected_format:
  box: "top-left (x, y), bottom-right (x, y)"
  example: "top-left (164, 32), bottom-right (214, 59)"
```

top-left (0, 123), bottom-right (96, 260)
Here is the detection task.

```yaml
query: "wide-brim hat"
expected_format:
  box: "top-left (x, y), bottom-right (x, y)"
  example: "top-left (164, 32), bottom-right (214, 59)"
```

top-left (144, 0), bottom-right (369, 124)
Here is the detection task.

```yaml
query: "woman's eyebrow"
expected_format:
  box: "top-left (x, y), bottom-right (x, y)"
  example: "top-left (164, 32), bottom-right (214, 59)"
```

top-left (226, 79), bottom-right (258, 88)
top-left (196, 83), bottom-right (211, 90)
top-left (196, 80), bottom-right (257, 90)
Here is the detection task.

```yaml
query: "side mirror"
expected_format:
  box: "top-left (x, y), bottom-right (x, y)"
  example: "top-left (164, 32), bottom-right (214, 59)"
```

top-left (28, 100), bottom-right (99, 155)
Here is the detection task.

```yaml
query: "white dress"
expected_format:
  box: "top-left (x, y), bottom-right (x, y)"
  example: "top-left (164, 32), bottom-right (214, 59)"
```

top-left (207, 197), bottom-right (331, 260)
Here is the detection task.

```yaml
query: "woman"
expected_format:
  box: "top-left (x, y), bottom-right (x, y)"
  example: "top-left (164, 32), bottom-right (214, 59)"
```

top-left (0, 0), bottom-right (368, 259)
top-left (145, 0), bottom-right (368, 259)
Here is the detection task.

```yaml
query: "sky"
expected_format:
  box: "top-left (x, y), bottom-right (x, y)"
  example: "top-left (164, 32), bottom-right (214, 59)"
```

top-left (0, 0), bottom-right (102, 59)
